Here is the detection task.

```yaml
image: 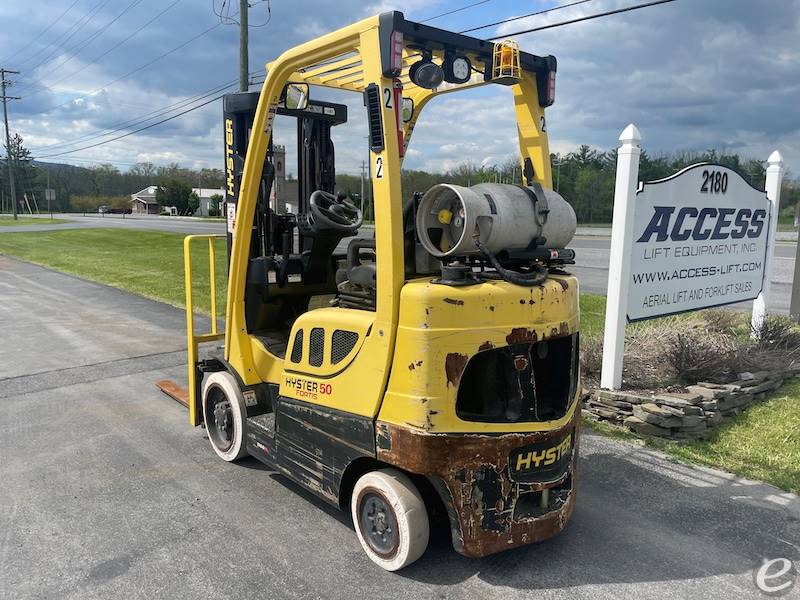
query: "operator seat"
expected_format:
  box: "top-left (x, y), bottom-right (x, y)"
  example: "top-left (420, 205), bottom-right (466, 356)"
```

top-left (335, 238), bottom-right (376, 310)
top-left (334, 197), bottom-right (437, 311)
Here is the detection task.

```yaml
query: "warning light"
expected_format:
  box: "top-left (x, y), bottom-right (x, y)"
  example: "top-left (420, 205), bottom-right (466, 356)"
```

top-left (492, 40), bottom-right (521, 85)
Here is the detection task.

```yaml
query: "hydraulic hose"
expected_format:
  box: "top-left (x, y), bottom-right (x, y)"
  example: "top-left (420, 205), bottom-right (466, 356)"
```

top-left (474, 238), bottom-right (549, 287)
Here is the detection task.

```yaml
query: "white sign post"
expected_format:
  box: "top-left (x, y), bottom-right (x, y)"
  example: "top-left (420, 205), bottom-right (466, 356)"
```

top-left (751, 151), bottom-right (785, 333)
top-left (600, 124), bottom-right (642, 390)
top-left (600, 123), bottom-right (781, 390)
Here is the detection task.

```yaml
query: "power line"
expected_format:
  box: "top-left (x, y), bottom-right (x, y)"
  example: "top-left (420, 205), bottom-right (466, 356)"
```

top-left (35, 155), bottom-right (143, 166)
top-left (18, 0), bottom-right (112, 70)
top-left (213, 0), bottom-right (273, 28)
top-left (30, 75), bottom-right (247, 152)
top-left (0, 0), bottom-right (82, 65)
top-left (40, 22), bottom-right (223, 114)
top-left (32, 0), bottom-right (678, 159)
top-left (460, 0), bottom-right (595, 33)
top-left (486, 0), bottom-right (678, 40)
top-left (420, 0), bottom-right (493, 23)
top-left (19, 0), bottom-right (185, 99)
top-left (17, 0), bottom-right (148, 94)
top-left (34, 74), bottom-right (266, 159)
top-left (34, 94), bottom-right (225, 159)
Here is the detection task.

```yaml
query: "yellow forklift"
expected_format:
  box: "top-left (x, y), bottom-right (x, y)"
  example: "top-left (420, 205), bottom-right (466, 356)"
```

top-left (164, 11), bottom-right (580, 570)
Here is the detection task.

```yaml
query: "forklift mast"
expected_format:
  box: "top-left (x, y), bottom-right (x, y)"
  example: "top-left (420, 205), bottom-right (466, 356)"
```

top-left (222, 91), bottom-right (347, 261)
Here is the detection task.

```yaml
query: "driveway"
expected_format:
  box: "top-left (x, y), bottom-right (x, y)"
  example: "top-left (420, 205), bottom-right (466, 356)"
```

top-left (1, 256), bottom-right (799, 599)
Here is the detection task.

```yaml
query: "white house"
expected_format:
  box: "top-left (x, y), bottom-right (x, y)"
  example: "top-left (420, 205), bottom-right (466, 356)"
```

top-left (192, 188), bottom-right (225, 217)
top-left (130, 185), bottom-right (225, 216)
top-left (130, 186), bottom-right (160, 214)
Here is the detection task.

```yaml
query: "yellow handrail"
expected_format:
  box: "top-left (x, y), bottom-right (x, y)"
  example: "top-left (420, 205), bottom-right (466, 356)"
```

top-left (184, 234), bottom-right (226, 426)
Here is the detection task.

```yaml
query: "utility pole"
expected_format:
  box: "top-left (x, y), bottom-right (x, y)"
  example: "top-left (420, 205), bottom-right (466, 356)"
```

top-left (239, 0), bottom-right (249, 92)
top-left (1, 68), bottom-right (20, 220)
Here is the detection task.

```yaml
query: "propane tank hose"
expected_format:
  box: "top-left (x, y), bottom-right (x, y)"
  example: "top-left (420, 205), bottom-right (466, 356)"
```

top-left (474, 237), bottom-right (548, 287)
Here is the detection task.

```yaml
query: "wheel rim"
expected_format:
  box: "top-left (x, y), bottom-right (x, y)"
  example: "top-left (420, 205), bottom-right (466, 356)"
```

top-left (358, 489), bottom-right (400, 559)
top-left (205, 385), bottom-right (234, 452)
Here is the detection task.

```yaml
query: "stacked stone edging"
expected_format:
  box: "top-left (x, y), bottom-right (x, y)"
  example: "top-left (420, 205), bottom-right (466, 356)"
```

top-left (583, 367), bottom-right (800, 440)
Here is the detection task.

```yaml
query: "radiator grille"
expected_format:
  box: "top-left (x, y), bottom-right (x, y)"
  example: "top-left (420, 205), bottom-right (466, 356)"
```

top-left (309, 327), bottom-right (325, 367)
top-left (290, 329), bottom-right (303, 363)
top-left (331, 330), bottom-right (359, 364)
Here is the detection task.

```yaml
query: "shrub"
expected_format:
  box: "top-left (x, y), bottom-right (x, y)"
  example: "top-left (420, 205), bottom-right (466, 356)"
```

top-left (580, 335), bottom-right (604, 380)
top-left (752, 315), bottom-right (800, 352)
top-left (663, 327), bottom-right (742, 384)
top-left (701, 309), bottom-right (743, 335)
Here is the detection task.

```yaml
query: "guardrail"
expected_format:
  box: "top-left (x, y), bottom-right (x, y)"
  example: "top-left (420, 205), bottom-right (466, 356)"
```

top-left (183, 234), bottom-right (226, 425)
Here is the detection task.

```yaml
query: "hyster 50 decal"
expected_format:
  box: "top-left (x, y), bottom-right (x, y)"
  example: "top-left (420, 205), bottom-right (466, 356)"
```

top-left (509, 435), bottom-right (572, 483)
top-left (284, 376), bottom-right (333, 401)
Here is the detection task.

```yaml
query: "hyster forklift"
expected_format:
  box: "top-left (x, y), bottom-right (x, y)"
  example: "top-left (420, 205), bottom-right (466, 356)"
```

top-left (167, 11), bottom-right (581, 570)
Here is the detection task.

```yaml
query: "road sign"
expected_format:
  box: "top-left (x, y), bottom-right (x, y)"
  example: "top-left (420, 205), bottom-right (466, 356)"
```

top-left (599, 124), bottom-right (784, 390)
top-left (45, 188), bottom-right (55, 202)
top-left (627, 163), bottom-right (771, 321)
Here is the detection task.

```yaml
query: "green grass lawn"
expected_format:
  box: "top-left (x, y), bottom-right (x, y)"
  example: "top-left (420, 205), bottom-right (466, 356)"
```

top-left (584, 380), bottom-right (800, 493)
top-left (1, 227), bottom-right (798, 491)
top-left (0, 216), bottom-right (70, 226)
top-left (0, 228), bottom-right (227, 315)
top-left (668, 380), bottom-right (800, 492)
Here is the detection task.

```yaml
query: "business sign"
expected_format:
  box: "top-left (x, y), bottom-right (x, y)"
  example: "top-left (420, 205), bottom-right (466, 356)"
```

top-left (628, 163), bottom-right (770, 321)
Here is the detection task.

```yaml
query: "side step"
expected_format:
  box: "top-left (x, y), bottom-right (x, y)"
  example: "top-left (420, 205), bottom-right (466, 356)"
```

top-left (155, 379), bottom-right (189, 408)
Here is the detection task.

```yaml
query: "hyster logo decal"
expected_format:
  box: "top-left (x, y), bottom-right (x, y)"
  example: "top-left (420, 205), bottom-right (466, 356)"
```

top-left (515, 436), bottom-right (571, 471)
top-left (509, 435), bottom-right (572, 483)
top-left (225, 118), bottom-right (235, 196)
top-left (284, 376), bottom-right (333, 400)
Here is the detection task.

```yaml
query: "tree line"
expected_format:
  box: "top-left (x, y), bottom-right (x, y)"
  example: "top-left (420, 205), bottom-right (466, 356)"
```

top-left (2, 133), bottom-right (797, 224)
top-left (338, 145), bottom-right (798, 225)
top-left (0, 134), bottom-right (225, 214)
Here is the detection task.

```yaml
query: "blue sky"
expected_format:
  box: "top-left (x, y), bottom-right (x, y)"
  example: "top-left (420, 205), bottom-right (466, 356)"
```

top-left (0, 0), bottom-right (798, 178)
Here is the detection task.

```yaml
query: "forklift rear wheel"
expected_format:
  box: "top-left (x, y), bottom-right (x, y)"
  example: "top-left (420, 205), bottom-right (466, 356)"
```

top-left (202, 372), bottom-right (248, 462)
top-left (351, 469), bottom-right (429, 571)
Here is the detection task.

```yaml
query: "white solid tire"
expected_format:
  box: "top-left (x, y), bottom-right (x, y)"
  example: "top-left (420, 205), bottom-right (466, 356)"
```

top-left (201, 371), bottom-right (248, 462)
top-left (351, 468), bottom-right (429, 571)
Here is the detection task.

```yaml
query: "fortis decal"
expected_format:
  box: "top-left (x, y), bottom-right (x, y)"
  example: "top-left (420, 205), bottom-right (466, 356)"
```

top-left (284, 376), bottom-right (333, 401)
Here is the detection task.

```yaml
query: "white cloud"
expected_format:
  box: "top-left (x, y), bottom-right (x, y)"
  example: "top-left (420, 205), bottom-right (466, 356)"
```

top-left (0, 0), bottom-right (797, 180)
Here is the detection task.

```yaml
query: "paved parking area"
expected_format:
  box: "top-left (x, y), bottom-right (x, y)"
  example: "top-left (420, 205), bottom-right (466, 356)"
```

top-left (2, 256), bottom-right (799, 599)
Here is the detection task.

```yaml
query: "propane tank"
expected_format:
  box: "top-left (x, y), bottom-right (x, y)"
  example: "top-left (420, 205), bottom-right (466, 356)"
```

top-left (415, 182), bottom-right (577, 258)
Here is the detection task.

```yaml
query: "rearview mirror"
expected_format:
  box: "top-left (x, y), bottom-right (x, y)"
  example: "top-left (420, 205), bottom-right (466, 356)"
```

top-left (401, 97), bottom-right (414, 123)
top-left (282, 83), bottom-right (309, 110)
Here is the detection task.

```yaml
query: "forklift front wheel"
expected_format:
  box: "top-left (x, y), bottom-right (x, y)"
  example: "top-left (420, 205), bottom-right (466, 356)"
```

top-left (201, 371), bottom-right (248, 462)
top-left (351, 469), bottom-right (429, 571)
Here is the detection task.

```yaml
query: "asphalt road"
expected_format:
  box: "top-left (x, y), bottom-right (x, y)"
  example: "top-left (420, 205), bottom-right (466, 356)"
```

top-left (2, 255), bottom-right (799, 599)
top-left (0, 213), bottom-right (225, 235)
top-left (2, 214), bottom-right (796, 312)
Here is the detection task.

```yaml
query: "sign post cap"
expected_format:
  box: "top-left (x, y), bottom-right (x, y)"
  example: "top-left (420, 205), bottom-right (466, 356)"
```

top-left (619, 123), bottom-right (641, 145)
top-left (767, 150), bottom-right (783, 167)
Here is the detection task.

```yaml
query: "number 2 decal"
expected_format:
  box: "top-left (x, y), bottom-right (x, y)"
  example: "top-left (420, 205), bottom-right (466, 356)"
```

top-left (375, 156), bottom-right (383, 178)
top-left (383, 88), bottom-right (392, 109)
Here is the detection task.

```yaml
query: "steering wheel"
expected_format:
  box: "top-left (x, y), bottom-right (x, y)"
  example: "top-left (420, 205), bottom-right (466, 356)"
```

top-left (308, 190), bottom-right (363, 233)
